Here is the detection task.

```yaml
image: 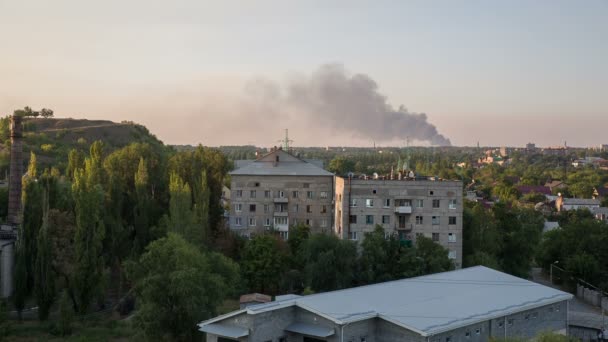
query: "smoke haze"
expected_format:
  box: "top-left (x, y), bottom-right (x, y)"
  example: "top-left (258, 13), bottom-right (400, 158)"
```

top-left (238, 64), bottom-right (451, 146)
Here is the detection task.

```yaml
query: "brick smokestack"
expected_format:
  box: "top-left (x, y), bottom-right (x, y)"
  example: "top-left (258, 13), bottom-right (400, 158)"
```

top-left (7, 115), bottom-right (23, 226)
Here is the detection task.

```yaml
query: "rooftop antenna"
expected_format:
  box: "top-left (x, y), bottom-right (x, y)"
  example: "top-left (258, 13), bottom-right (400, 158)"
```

top-left (277, 129), bottom-right (294, 151)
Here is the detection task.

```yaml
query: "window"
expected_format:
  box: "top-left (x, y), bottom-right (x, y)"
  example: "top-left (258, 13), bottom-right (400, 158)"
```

top-left (249, 217), bottom-right (256, 226)
top-left (279, 231), bottom-right (288, 240)
top-left (320, 219), bottom-right (328, 228)
top-left (498, 321), bottom-right (504, 328)
top-left (307, 205), bottom-right (312, 213)
top-left (264, 190), bottom-right (271, 198)
top-left (264, 218), bottom-right (271, 227)
top-left (321, 205), bottom-right (327, 213)
top-left (264, 204), bottom-right (270, 213)
top-left (449, 199), bottom-right (457, 209)
top-left (382, 215), bottom-right (390, 224)
top-left (398, 215), bottom-right (407, 229)
top-left (235, 203), bottom-right (242, 212)
top-left (532, 312), bottom-right (538, 319)
top-left (384, 199), bottom-right (391, 207)
top-left (274, 216), bottom-right (288, 226)
top-left (235, 217), bottom-right (242, 226)
top-left (432, 233), bottom-right (440, 242)
top-left (275, 204), bottom-right (288, 212)
top-left (254, 182), bottom-right (260, 187)
top-left (396, 199), bottom-right (412, 207)
top-left (279, 337), bottom-right (286, 342)
top-left (249, 204), bottom-right (256, 212)
top-left (349, 215), bottom-right (357, 224)
top-left (429, 190), bottom-right (435, 196)
top-left (372, 189), bottom-right (377, 194)
top-left (449, 216), bottom-right (457, 225)
top-left (236, 190), bottom-right (242, 198)
top-left (303, 183), bottom-right (310, 188)
top-left (360, 337), bottom-right (367, 342)
top-left (432, 199), bottom-right (440, 208)
top-left (350, 199), bottom-right (358, 207)
top-left (365, 199), bottom-right (374, 208)
top-left (250, 190), bottom-right (256, 198)
top-left (366, 215), bottom-right (374, 225)
top-left (415, 199), bottom-right (424, 208)
top-left (555, 305), bottom-right (560, 312)
top-left (278, 190), bottom-right (285, 198)
top-left (465, 331), bottom-right (471, 338)
top-left (306, 219), bottom-right (312, 226)
top-left (475, 328), bottom-right (480, 335)
top-left (415, 216), bottom-right (423, 225)
top-left (525, 313), bottom-right (530, 320)
top-left (448, 250), bottom-right (456, 259)
top-left (349, 232), bottom-right (358, 240)
top-left (446, 337), bottom-right (451, 342)
top-left (292, 190), bottom-right (299, 198)
top-left (448, 233), bottom-right (456, 242)
top-left (507, 319), bottom-right (514, 326)
top-left (307, 191), bottom-right (314, 199)
top-left (432, 216), bottom-right (440, 225)
top-left (320, 191), bottom-right (328, 199)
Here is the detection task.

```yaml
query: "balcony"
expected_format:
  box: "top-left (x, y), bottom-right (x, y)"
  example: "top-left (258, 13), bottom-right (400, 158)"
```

top-left (273, 212), bottom-right (288, 217)
top-left (275, 224), bottom-right (289, 231)
top-left (274, 197), bottom-right (289, 203)
top-left (394, 206), bottom-right (412, 214)
top-left (396, 223), bottom-right (413, 231)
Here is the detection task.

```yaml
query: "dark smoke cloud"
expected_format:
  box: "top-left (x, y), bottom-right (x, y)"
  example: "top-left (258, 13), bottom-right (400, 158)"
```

top-left (243, 64), bottom-right (451, 146)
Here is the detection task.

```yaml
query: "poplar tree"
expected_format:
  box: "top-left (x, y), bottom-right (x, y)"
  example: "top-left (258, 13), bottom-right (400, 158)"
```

top-left (71, 142), bottom-right (106, 314)
top-left (133, 157), bottom-right (150, 254)
top-left (35, 189), bottom-right (55, 320)
top-left (166, 172), bottom-right (199, 245)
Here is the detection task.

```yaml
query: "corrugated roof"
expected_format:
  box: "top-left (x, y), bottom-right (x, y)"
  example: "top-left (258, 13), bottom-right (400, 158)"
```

top-left (246, 266), bottom-right (572, 336)
top-left (563, 198), bottom-right (600, 206)
top-left (230, 150), bottom-right (333, 177)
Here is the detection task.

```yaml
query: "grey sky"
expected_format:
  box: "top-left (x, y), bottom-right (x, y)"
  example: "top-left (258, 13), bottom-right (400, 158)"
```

top-left (1, 0), bottom-right (606, 147)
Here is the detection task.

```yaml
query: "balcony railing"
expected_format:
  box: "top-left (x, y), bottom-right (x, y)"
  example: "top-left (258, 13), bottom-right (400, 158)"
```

top-left (273, 212), bottom-right (288, 217)
top-left (394, 206), bottom-right (413, 214)
top-left (274, 198), bottom-right (289, 203)
top-left (396, 223), bottom-right (413, 231)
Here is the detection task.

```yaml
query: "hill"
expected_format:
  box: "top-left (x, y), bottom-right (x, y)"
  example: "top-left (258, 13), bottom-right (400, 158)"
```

top-left (0, 117), bottom-right (166, 175)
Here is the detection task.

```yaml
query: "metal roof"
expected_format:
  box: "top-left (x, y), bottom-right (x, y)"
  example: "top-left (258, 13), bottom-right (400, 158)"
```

top-left (284, 322), bottom-right (335, 337)
top-left (199, 323), bottom-right (249, 338)
top-left (230, 150), bottom-right (333, 177)
top-left (245, 266), bottom-right (573, 336)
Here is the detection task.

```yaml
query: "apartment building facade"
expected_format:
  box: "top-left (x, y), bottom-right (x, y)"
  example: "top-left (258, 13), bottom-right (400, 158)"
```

top-left (335, 177), bottom-right (463, 267)
top-left (229, 149), bottom-right (334, 238)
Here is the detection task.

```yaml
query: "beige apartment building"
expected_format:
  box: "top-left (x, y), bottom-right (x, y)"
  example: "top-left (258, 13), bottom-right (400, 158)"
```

top-left (229, 149), bottom-right (334, 239)
top-left (334, 177), bottom-right (464, 267)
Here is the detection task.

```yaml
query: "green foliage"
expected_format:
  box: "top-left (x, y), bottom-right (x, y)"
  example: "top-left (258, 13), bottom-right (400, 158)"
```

top-left (71, 142), bottom-right (107, 314)
top-left (127, 233), bottom-right (239, 341)
top-left (415, 236), bottom-right (455, 274)
top-left (241, 234), bottom-right (288, 294)
top-left (34, 191), bottom-right (56, 320)
top-left (299, 234), bottom-right (357, 292)
top-left (57, 290), bottom-right (73, 336)
top-left (328, 156), bottom-right (355, 175)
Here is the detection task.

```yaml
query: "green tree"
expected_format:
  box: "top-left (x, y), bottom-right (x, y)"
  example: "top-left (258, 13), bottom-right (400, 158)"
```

top-left (415, 236), bottom-right (454, 274)
top-left (71, 144), bottom-right (107, 314)
top-left (127, 233), bottom-right (238, 340)
top-left (57, 290), bottom-right (73, 336)
top-left (133, 157), bottom-right (151, 254)
top-left (241, 234), bottom-right (288, 294)
top-left (34, 190), bottom-right (55, 320)
top-left (165, 172), bottom-right (200, 245)
top-left (299, 234), bottom-right (357, 292)
top-left (328, 156), bottom-right (355, 175)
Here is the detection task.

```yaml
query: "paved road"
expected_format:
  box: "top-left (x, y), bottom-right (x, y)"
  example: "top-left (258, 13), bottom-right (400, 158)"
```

top-left (531, 268), bottom-right (605, 330)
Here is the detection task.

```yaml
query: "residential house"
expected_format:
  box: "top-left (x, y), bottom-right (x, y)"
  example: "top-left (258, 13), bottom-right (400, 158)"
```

top-left (555, 195), bottom-right (600, 212)
top-left (199, 266), bottom-right (572, 342)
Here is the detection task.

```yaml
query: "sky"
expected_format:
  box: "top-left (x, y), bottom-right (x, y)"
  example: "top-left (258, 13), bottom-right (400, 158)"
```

top-left (0, 0), bottom-right (607, 147)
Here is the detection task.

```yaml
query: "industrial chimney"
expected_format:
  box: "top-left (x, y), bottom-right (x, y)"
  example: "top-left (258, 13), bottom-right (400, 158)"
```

top-left (0, 115), bottom-right (23, 297)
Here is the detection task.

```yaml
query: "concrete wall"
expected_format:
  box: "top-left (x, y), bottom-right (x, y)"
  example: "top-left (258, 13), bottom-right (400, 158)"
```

top-left (335, 178), bottom-right (463, 267)
top-left (230, 174), bottom-right (334, 236)
top-left (577, 284), bottom-right (607, 309)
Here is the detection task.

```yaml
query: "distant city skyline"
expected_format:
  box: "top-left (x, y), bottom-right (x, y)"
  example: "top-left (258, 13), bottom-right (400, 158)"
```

top-left (1, 1), bottom-right (606, 147)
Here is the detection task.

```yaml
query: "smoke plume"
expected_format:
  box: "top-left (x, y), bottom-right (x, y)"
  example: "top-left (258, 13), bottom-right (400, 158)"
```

top-left (242, 64), bottom-right (451, 146)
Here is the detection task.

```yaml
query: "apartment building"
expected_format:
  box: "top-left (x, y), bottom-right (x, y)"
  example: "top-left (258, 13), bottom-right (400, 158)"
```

top-left (335, 176), bottom-right (463, 267)
top-left (200, 266), bottom-right (572, 342)
top-left (229, 149), bottom-right (334, 238)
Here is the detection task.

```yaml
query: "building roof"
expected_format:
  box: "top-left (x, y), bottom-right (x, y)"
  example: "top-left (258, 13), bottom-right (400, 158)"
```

top-left (516, 185), bottom-right (552, 196)
top-left (230, 149), bottom-right (333, 177)
top-left (594, 187), bottom-right (608, 197)
top-left (562, 198), bottom-right (600, 206)
top-left (201, 266), bottom-right (572, 337)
